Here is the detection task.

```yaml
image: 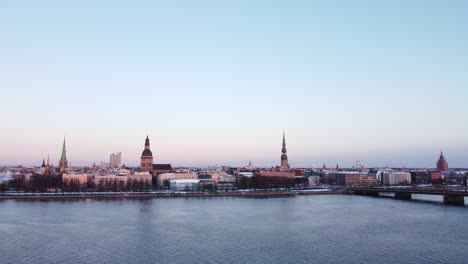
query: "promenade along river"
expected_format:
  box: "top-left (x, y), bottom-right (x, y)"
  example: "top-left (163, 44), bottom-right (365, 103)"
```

top-left (1, 195), bottom-right (467, 264)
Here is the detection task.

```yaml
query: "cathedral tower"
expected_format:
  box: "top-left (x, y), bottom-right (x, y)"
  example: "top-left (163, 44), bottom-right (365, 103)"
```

top-left (140, 135), bottom-right (154, 172)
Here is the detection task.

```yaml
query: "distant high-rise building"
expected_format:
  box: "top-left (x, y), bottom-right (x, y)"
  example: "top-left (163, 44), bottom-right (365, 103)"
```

top-left (436, 150), bottom-right (449, 171)
top-left (141, 135), bottom-right (154, 172)
top-left (280, 131), bottom-right (289, 171)
top-left (45, 155), bottom-right (51, 176)
top-left (59, 137), bottom-right (68, 170)
top-left (110, 152), bottom-right (122, 168)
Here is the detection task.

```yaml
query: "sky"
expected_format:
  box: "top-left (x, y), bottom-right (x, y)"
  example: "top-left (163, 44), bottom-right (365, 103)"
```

top-left (1, 0), bottom-right (468, 168)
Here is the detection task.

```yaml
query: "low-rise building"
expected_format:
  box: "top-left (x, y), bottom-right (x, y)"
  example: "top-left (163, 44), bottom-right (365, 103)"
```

top-left (157, 173), bottom-right (198, 188)
top-left (169, 179), bottom-right (200, 191)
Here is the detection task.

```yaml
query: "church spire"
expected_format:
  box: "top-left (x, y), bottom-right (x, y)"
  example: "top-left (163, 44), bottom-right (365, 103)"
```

top-left (59, 137), bottom-right (69, 170)
top-left (145, 135), bottom-right (150, 149)
top-left (282, 131), bottom-right (287, 154)
top-left (280, 131), bottom-right (289, 170)
top-left (60, 137), bottom-right (67, 161)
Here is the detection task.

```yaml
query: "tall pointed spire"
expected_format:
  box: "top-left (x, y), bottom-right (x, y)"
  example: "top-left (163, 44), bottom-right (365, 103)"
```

top-left (47, 155), bottom-right (50, 167)
top-left (59, 137), bottom-right (69, 170)
top-left (281, 131), bottom-right (289, 170)
top-left (282, 131), bottom-right (287, 154)
top-left (60, 137), bottom-right (67, 161)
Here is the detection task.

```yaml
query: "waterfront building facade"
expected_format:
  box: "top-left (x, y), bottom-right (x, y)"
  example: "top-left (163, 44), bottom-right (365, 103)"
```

top-left (169, 179), bottom-right (200, 191)
top-left (95, 175), bottom-right (127, 186)
top-left (382, 172), bottom-right (411, 185)
top-left (157, 173), bottom-right (198, 188)
top-left (335, 173), bottom-right (361, 186)
top-left (128, 171), bottom-right (152, 184)
top-left (62, 174), bottom-right (88, 186)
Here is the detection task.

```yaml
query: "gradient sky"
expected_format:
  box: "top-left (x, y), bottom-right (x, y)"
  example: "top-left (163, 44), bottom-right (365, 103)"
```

top-left (1, 0), bottom-right (468, 168)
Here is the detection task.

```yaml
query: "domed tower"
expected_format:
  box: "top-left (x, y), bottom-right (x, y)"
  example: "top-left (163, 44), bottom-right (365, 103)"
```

top-left (140, 135), bottom-right (154, 172)
top-left (281, 131), bottom-right (289, 171)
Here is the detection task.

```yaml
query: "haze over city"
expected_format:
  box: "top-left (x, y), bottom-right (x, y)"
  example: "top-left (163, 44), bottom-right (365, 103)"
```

top-left (1, 0), bottom-right (468, 167)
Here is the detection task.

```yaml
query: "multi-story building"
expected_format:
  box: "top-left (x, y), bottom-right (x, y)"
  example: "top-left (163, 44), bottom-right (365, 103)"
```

top-left (110, 152), bottom-right (122, 168)
top-left (436, 151), bottom-right (449, 172)
top-left (428, 170), bottom-right (443, 184)
top-left (335, 173), bottom-right (361, 186)
top-left (62, 174), bottom-right (88, 186)
top-left (359, 176), bottom-right (379, 187)
top-left (169, 179), bottom-right (200, 191)
top-left (368, 170), bottom-right (385, 184)
top-left (157, 173), bottom-right (198, 188)
top-left (127, 171), bottom-right (152, 185)
top-left (95, 175), bottom-right (127, 186)
top-left (382, 172), bottom-right (411, 185)
top-left (410, 171), bottom-right (431, 185)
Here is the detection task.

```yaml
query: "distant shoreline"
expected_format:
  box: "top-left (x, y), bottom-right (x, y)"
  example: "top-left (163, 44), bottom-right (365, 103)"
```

top-left (0, 190), bottom-right (345, 201)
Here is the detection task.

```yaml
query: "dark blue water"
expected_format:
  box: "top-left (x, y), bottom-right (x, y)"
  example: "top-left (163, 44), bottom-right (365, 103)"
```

top-left (1, 195), bottom-right (467, 264)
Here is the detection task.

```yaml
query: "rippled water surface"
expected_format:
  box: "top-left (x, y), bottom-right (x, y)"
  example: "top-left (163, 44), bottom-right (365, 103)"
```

top-left (1, 195), bottom-right (467, 264)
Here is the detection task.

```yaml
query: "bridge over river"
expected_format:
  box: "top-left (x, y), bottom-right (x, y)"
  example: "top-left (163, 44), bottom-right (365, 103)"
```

top-left (351, 187), bottom-right (468, 205)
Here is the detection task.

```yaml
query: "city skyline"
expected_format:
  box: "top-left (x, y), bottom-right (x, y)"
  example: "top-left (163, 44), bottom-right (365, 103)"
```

top-left (0, 133), bottom-right (463, 169)
top-left (1, 1), bottom-right (468, 167)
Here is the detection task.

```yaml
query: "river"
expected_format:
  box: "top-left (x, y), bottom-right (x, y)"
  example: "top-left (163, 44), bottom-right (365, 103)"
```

top-left (0, 195), bottom-right (467, 264)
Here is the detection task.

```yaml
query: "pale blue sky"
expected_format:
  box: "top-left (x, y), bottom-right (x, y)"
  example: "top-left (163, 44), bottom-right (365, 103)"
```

top-left (1, 0), bottom-right (467, 168)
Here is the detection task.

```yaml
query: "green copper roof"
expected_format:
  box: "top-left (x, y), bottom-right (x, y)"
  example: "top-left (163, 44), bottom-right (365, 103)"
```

top-left (60, 137), bottom-right (67, 161)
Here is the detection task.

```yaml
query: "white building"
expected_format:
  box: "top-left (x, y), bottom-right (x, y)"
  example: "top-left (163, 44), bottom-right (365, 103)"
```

top-left (169, 179), bottom-right (200, 191)
top-left (63, 174), bottom-right (89, 186)
top-left (95, 175), bottom-right (127, 186)
top-left (110, 152), bottom-right (122, 168)
top-left (157, 173), bottom-right (198, 188)
top-left (383, 172), bottom-right (411, 185)
top-left (128, 171), bottom-right (152, 184)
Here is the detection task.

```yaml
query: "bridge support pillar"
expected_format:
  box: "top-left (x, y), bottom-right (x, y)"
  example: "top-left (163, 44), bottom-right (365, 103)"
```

top-left (363, 191), bottom-right (380, 197)
top-left (443, 194), bottom-right (465, 206)
top-left (394, 192), bottom-right (412, 200)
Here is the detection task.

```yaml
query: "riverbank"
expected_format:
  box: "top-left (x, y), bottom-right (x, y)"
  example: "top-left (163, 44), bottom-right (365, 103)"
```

top-left (0, 190), bottom-right (345, 200)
